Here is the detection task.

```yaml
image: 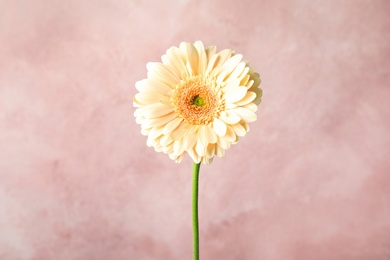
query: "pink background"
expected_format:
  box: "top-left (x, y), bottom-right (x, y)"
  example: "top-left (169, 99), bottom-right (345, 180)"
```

top-left (1, 0), bottom-right (390, 259)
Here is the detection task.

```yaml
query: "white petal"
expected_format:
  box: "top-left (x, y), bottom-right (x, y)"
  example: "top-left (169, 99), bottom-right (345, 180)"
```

top-left (213, 118), bottom-right (227, 136)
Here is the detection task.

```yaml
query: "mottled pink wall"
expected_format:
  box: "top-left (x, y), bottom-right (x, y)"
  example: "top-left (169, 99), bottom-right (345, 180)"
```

top-left (1, 0), bottom-right (390, 259)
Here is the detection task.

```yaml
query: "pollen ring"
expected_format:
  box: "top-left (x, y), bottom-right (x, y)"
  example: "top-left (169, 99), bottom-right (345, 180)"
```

top-left (170, 76), bottom-right (225, 125)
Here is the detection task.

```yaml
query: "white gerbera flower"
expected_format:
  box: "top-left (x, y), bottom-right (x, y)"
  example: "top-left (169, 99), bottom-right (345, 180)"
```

top-left (133, 41), bottom-right (262, 164)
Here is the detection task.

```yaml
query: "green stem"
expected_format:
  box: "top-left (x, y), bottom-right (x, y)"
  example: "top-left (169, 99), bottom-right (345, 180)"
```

top-left (192, 162), bottom-right (201, 260)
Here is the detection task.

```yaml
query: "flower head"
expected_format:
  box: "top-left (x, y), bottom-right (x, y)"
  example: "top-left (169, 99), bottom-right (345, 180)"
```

top-left (134, 41), bottom-right (262, 164)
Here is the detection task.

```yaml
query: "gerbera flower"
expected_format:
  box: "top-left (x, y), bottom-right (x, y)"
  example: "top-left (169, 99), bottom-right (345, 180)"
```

top-left (133, 41), bottom-right (262, 164)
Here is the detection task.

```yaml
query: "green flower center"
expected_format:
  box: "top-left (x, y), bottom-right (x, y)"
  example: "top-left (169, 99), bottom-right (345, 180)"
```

top-left (170, 75), bottom-right (225, 125)
top-left (192, 95), bottom-right (205, 107)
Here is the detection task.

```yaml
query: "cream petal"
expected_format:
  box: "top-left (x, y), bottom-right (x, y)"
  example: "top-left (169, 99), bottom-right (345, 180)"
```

top-left (209, 49), bottom-right (235, 77)
top-left (201, 156), bottom-right (213, 165)
top-left (243, 103), bottom-right (258, 112)
top-left (183, 126), bottom-right (198, 151)
top-left (206, 143), bottom-right (215, 158)
top-left (194, 41), bottom-right (207, 75)
top-left (234, 91), bottom-right (257, 106)
top-left (179, 42), bottom-right (189, 63)
top-left (162, 47), bottom-right (189, 80)
top-left (241, 121), bottom-right (250, 132)
top-left (231, 123), bottom-right (247, 137)
top-left (170, 120), bottom-right (189, 140)
top-left (214, 49), bottom-right (234, 68)
top-left (147, 62), bottom-right (180, 87)
top-left (148, 125), bottom-right (165, 140)
top-left (240, 74), bottom-right (250, 86)
top-left (215, 145), bottom-right (225, 158)
top-left (134, 94), bottom-right (169, 108)
top-left (205, 46), bottom-right (217, 61)
top-left (216, 54), bottom-right (243, 82)
top-left (135, 79), bottom-right (172, 94)
top-left (194, 41), bottom-right (205, 51)
top-left (195, 139), bottom-right (206, 157)
top-left (188, 147), bottom-right (201, 163)
top-left (225, 125), bottom-right (237, 142)
top-left (160, 134), bottom-right (173, 146)
top-left (198, 125), bottom-right (209, 147)
top-left (206, 54), bottom-right (219, 75)
top-left (232, 107), bottom-right (257, 122)
top-left (174, 153), bottom-right (185, 163)
top-left (217, 136), bottom-right (230, 150)
top-left (245, 79), bottom-right (254, 89)
top-left (141, 128), bottom-right (150, 136)
top-left (226, 103), bottom-right (237, 109)
top-left (223, 62), bottom-right (246, 82)
top-left (136, 103), bottom-right (174, 118)
top-left (204, 125), bottom-right (218, 144)
top-left (135, 114), bottom-right (145, 125)
top-left (213, 118), bottom-right (227, 136)
top-left (163, 117), bottom-right (183, 135)
top-left (186, 43), bottom-right (199, 76)
top-left (218, 111), bottom-right (241, 125)
top-left (146, 113), bottom-right (177, 128)
top-left (225, 85), bottom-right (248, 103)
top-left (237, 66), bottom-right (250, 83)
top-left (173, 139), bottom-right (184, 156)
top-left (249, 86), bottom-right (263, 105)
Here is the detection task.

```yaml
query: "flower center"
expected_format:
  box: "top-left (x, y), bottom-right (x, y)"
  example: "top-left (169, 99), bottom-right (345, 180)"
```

top-left (191, 95), bottom-right (205, 107)
top-left (170, 76), bottom-right (225, 125)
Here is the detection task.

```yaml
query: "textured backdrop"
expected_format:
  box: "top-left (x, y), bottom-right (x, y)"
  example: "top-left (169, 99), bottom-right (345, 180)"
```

top-left (1, 0), bottom-right (390, 259)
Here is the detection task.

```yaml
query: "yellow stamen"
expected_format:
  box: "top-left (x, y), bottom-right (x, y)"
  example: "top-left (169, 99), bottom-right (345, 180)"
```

top-left (171, 76), bottom-right (225, 125)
